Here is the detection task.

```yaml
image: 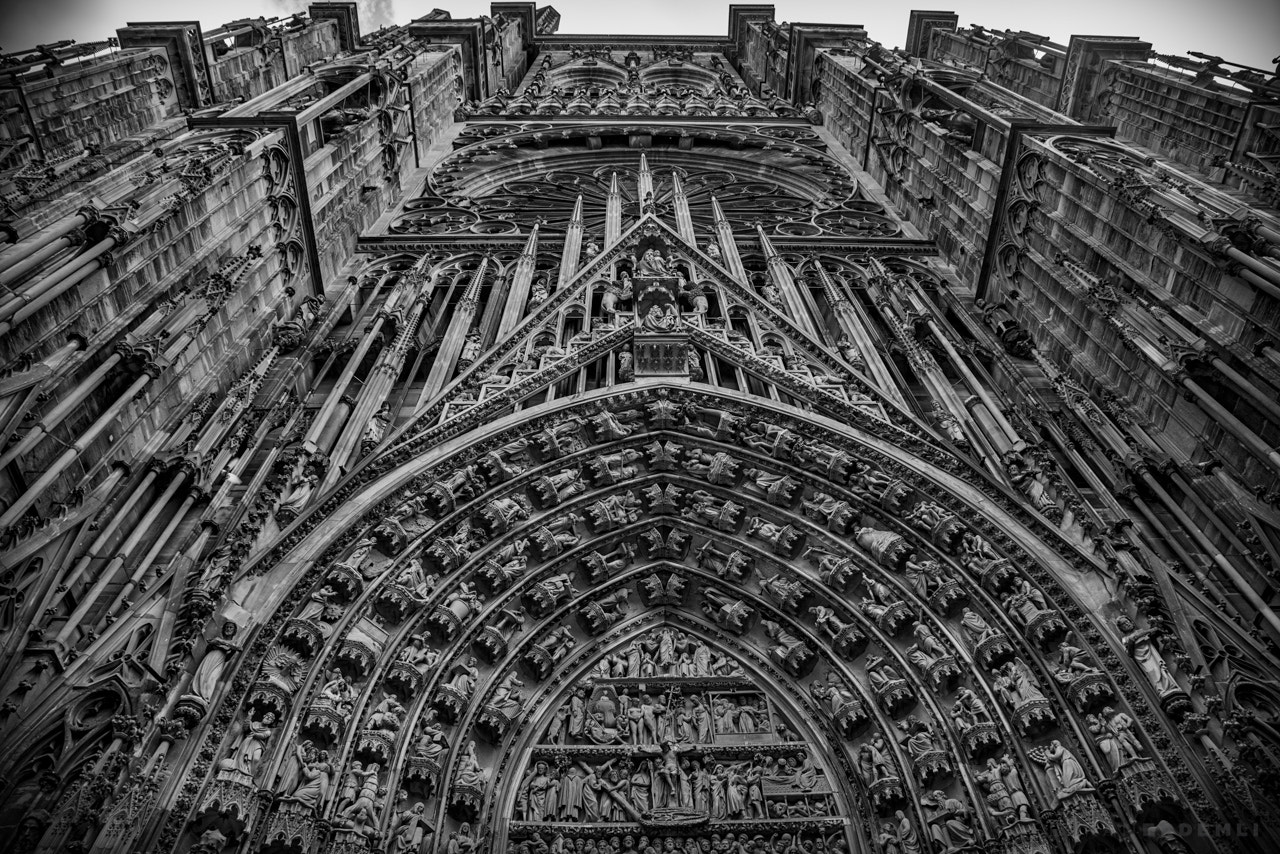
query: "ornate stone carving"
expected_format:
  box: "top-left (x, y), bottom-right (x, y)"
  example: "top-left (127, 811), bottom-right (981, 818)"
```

top-left (995, 658), bottom-right (1057, 736)
top-left (860, 578), bottom-right (914, 637)
top-left (745, 514), bottom-right (803, 556)
top-left (582, 541), bottom-right (638, 584)
top-left (578, 588), bottom-right (632, 634)
top-left (867, 656), bottom-right (916, 717)
top-left (694, 540), bottom-right (753, 582)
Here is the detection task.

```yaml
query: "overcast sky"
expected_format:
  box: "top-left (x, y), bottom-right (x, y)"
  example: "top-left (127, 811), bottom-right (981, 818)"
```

top-left (2, 0), bottom-right (1276, 71)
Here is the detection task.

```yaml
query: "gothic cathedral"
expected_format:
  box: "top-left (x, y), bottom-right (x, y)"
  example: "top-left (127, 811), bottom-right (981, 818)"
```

top-left (1, 4), bottom-right (1278, 854)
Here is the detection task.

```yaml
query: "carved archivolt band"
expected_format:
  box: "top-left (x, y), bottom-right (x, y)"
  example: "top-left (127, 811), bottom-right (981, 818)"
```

top-left (175, 381), bottom-right (1188, 850)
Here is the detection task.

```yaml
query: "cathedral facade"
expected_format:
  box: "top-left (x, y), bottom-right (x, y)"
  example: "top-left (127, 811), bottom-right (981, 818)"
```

top-left (0, 3), bottom-right (1278, 852)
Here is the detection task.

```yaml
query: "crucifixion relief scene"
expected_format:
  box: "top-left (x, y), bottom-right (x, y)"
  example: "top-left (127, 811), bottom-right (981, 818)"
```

top-left (0, 2), bottom-right (1278, 853)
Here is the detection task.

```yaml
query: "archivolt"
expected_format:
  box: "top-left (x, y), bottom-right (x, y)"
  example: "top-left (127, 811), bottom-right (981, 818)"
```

top-left (166, 381), bottom-right (1196, 851)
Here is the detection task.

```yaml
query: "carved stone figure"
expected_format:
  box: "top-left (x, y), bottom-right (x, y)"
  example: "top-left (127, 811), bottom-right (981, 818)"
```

top-left (218, 712), bottom-right (275, 776)
top-left (1032, 740), bottom-right (1094, 798)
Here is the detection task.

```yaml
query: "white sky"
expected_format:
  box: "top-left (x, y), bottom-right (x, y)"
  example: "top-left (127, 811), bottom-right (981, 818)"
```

top-left (2, 0), bottom-right (1276, 72)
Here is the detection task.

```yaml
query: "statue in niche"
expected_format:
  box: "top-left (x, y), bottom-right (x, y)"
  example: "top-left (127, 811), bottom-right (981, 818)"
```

top-left (480, 436), bottom-right (531, 483)
top-left (414, 716), bottom-right (449, 763)
top-left (640, 301), bottom-right (678, 332)
top-left (638, 247), bottom-right (670, 276)
top-left (741, 466), bottom-right (797, 504)
top-left (335, 761), bottom-right (366, 814)
top-left (897, 715), bottom-right (942, 762)
top-left (975, 756), bottom-right (1034, 827)
top-left (516, 760), bottom-right (559, 821)
top-left (742, 420), bottom-right (799, 458)
top-left (585, 238), bottom-right (601, 260)
top-left (589, 405), bottom-right (644, 441)
top-left (437, 581), bottom-right (483, 631)
top-left (682, 280), bottom-right (709, 313)
top-left (684, 490), bottom-right (742, 529)
top-left (919, 789), bottom-right (980, 853)
top-left (759, 572), bottom-right (806, 612)
top-left (531, 512), bottom-right (583, 558)
top-left (958, 532), bottom-right (1013, 587)
top-left (760, 279), bottom-right (783, 307)
top-left (590, 449), bottom-right (642, 485)
top-left (530, 275), bottom-right (550, 304)
top-left (848, 459), bottom-right (910, 507)
top-left (187, 621), bottom-right (241, 705)
top-left (1030, 740), bottom-right (1094, 798)
top-left (318, 671), bottom-right (356, 714)
top-left (393, 564), bottom-right (440, 610)
top-left (337, 762), bottom-right (382, 828)
top-left (338, 535), bottom-right (378, 577)
top-left (362, 402), bottom-right (392, 449)
top-left (280, 746), bottom-right (332, 812)
top-left (859, 578), bottom-right (909, 629)
top-left (802, 491), bottom-right (856, 533)
top-left (428, 464), bottom-right (486, 512)
top-left (677, 402), bottom-right (743, 440)
top-left (480, 495), bottom-right (531, 533)
top-left (534, 466), bottom-right (587, 506)
top-left (601, 272), bottom-right (633, 317)
top-left (489, 672), bottom-right (526, 717)
top-left (455, 741), bottom-right (488, 789)
top-left (444, 657), bottom-right (480, 697)
top-left (580, 588), bottom-right (631, 633)
top-left (702, 588), bottom-right (753, 632)
top-left (793, 438), bottom-right (852, 480)
top-left (704, 240), bottom-right (722, 260)
top-left (530, 572), bottom-right (578, 609)
top-left (995, 658), bottom-right (1047, 706)
top-left (584, 541), bottom-right (637, 582)
top-left (684, 447), bottom-right (739, 484)
top-left (278, 470), bottom-right (319, 518)
top-left (387, 801), bottom-right (433, 854)
top-left (535, 625), bottom-right (576, 663)
top-left (951, 687), bottom-right (993, 729)
top-left (959, 607), bottom-right (1000, 646)
top-left (1116, 615), bottom-right (1179, 695)
top-left (763, 619), bottom-right (813, 675)
top-left (836, 335), bottom-right (865, 369)
top-left (277, 739), bottom-right (314, 799)
top-left (1054, 639), bottom-right (1102, 681)
top-left (479, 543), bottom-right (529, 592)
top-left (903, 558), bottom-right (942, 598)
top-left (444, 822), bottom-right (478, 854)
top-left (807, 548), bottom-right (859, 589)
top-left (746, 515), bottom-right (800, 553)
top-left (1002, 578), bottom-right (1049, 625)
top-left (811, 673), bottom-right (864, 727)
top-left (293, 583), bottom-right (335, 632)
top-left (368, 695), bottom-right (406, 730)
top-left (617, 349), bottom-right (635, 381)
top-left (1087, 706), bottom-right (1146, 772)
top-left (587, 491), bottom-right (642, 530)
top-left (218, 712), bottom-right (275, 776)
top-left (857, 734), bottom-right (897, 784)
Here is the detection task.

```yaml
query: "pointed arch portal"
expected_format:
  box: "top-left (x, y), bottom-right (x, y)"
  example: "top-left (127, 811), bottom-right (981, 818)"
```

top-left (169, 375), bottom-right (1186, 853)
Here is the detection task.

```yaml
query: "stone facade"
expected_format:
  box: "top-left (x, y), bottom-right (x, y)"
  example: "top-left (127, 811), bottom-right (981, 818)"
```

top-left (0, 4), bottom-right (1277, 854)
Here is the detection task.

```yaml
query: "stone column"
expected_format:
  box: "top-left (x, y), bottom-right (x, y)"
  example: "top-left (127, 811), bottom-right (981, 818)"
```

top-left (637, 152), bottom-right (654, 212)
top-left (671, 171), bottom-right (696, 243)
top-left (498, 225), bottom-right (540, 339)
top-left (814, 260), bottom-right (908, 408)
top-left (756, 225), bottom-right (818, 338)
top-left (556, 195), bottom-right (584, 290)
top-left (710, 196), bottom-right (746, 282)
top-left (422, 256), bottom-right (489, 399)
top-left (605, 172), bottom-right (622, 245)
top-left (0, 205), bottom-right (96, 280)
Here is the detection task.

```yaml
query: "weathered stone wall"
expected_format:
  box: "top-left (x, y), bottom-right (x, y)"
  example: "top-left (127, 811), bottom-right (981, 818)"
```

top-left (207, 20), bottom-right (342, 104)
